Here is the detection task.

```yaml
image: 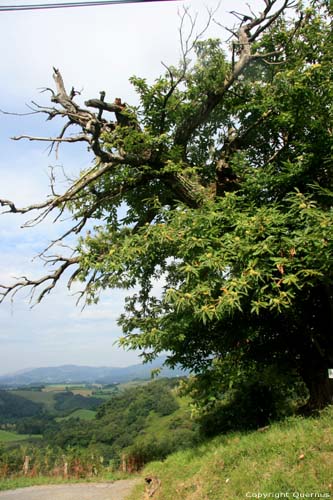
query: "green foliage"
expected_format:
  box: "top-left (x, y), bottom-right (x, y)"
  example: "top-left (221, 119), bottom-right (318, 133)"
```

top-left (53, 391), bottom-right (103, 413)
top-left (15, 415), bottom-right (52, 435)
top-left (193, 365), bottom-right (308, 435)
top-left (108, 5), bottom-right (333, 412)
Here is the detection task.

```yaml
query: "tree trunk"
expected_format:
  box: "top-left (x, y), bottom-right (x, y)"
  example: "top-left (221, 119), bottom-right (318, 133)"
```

top-left (298, 285), bottom-right (333, 413)
top-left (300, 362), bottom-right (333, 414)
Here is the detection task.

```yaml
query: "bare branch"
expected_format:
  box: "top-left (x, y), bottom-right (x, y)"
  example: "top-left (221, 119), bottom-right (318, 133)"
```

top-left (0, 108), bottom-right (39, 117)
top-left (0, 256), bottom-right (79, 305)
top-left (11, 134), bottom-right (91, 144)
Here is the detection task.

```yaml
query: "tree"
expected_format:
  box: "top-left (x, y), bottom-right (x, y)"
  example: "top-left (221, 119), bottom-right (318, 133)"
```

top-left (1, 0), bottom-right (332, 412)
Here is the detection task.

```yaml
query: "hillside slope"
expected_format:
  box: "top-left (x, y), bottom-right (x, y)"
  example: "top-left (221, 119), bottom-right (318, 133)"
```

top-left (129, 407), bottom-right (333, 499)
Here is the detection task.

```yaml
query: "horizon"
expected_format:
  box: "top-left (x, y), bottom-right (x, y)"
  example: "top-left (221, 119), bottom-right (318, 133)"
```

top-left (0, 357), bottom-right (165, 377)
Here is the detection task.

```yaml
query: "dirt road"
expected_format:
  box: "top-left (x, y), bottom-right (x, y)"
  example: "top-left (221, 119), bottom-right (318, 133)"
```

top-left (0, 480), bottom-right (141, 500)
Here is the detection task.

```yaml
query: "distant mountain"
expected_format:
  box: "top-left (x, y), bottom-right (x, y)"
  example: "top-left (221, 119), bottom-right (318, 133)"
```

top-left (0, 359), bottom-right (187, 386)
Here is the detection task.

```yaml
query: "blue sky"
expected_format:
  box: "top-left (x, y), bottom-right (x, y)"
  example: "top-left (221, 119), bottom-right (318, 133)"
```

top-left (0, 0), bottom-right (254, 375)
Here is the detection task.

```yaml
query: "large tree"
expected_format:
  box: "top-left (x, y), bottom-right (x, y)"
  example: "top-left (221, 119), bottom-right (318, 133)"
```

top-left (1, 0), bottom-right (332, 411)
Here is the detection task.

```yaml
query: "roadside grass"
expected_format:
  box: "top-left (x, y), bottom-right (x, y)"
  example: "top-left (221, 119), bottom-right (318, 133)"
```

top-left (128, 406), bottom-right (333, 500)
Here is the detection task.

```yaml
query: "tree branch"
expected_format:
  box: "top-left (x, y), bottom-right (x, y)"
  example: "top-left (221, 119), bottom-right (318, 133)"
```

top-left (0, 256), bottom-right (79, 305)
top-left (11, 134), bottom-right (91, 144)
top-left (174, 0), bottom-right (294, 149)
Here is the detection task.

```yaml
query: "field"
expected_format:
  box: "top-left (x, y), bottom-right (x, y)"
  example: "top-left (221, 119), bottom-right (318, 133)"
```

top-left (0, 430), bottom-right (41, 444)
top-left (10, 385), bottom-right (108, 414)
top-left (11, 390), bottom-right (57, 413)
top-left (56, 409), bottom-right (96, 422)
top-left (42, 384), bottom-right (97, 396)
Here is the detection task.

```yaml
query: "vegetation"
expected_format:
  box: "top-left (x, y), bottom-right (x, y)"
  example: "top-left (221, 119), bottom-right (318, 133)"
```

top-left (0, 0), bottom-right (333, 494)
top-left (56, 409), bottom-right (97, 422)
top-left (11, 389), bottom-right (58, 414)
top-left (0, 430), bottom-right (41, 444)
top-left (53, 391), bottom-right (103, 412)
top-left (44, 379), bottom-right (198, 468)
top-left (0, 1), bottom-right (332, 417)
top-left (0, 391), bottom-right (43, 421)
top-left (129, 406), bottom-right (333, 499)
top-left (0, 378), bottom-right (198, 480)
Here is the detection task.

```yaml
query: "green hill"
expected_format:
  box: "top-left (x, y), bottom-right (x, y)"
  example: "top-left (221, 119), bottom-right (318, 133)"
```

top-left (8, 389), bottom-right (103, 416)
top-left (11, 390), bottom-right (57, 414)
top-left (42, 378), bottom-right (198, 466)
top-left (0, 391), bottom-right (43, 421)
top-left (129, 407), bottom-right (333, 499)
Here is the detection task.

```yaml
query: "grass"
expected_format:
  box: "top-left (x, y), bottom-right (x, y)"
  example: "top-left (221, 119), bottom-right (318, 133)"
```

top-left (56, 409), bottom-right (96, 422)
top-left (43, 385), bottom-right (95, 396)
top-left (0, 430), bottom-right (41, 443)
top-left (139, 395), bottom-right (193, 440)
top-left (11, 390), bottom-right (57, 413)
top-left (128, 406), bottom-right (333, 500)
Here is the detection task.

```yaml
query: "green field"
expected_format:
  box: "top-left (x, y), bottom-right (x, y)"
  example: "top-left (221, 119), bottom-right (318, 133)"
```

top-left (56, 409), bottom-right (96, 422)
top-left (42, 384), bottom-right (97, 396)
top-left (11, 390), bottom-right (57, 413)
top-left (0, 430), bottom-right (41, 443)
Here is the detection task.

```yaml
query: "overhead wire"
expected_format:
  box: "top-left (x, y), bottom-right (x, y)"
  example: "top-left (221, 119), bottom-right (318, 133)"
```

top-left (0, 0), bottom-right (178, 12)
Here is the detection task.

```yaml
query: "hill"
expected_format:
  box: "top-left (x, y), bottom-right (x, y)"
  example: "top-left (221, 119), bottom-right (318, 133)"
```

top-left (0, 391), bottom-right (43, 422)
top-left (128, 407), bottom-right (333, 499)
top-left (43, 378), bottom-right (198, 467)
top-left (0, 359), bottom-right (187, 386)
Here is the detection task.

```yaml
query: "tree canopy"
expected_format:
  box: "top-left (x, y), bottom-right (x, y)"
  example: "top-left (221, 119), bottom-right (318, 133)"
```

top-left (1, 0), bottom-right (332, 412)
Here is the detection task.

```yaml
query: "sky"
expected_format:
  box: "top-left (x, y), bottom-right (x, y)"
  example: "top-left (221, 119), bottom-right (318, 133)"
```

top-left (0, 0), bottom-right (258, 375)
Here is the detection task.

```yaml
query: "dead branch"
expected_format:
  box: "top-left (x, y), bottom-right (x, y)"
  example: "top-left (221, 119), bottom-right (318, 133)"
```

top-left (0, 108), bottom-right (39, 117)
top-left (11, 134), bottom-right (91, 144)
top-left (84, 98), bottom-right (124, 115)
top-left (0, 256), bottom-right (79, 305)
top-left (174, 0), bottom-right (295, 148)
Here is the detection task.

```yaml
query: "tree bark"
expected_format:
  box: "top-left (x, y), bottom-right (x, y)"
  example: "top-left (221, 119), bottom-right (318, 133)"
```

top-left (300, 364), bottom-right (333, 413)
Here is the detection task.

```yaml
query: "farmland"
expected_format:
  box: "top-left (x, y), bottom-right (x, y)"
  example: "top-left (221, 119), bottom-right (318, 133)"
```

top-left (0, 430), bottom-right (41, 444)
top-left (56, 409), bottom-right (96, 422)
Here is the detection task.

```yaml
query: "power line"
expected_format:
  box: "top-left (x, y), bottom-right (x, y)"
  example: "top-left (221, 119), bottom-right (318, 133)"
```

top-left (0, 0), bottom-right (178, 12)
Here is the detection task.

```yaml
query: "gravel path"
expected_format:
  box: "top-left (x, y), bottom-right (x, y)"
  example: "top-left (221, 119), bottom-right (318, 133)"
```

top-left (0, 480), bottom-right (141, 500)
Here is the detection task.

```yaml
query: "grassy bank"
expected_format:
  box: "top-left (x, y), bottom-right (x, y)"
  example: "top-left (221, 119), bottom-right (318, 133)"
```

top-left (128, 407), bottom-right (333, 499)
